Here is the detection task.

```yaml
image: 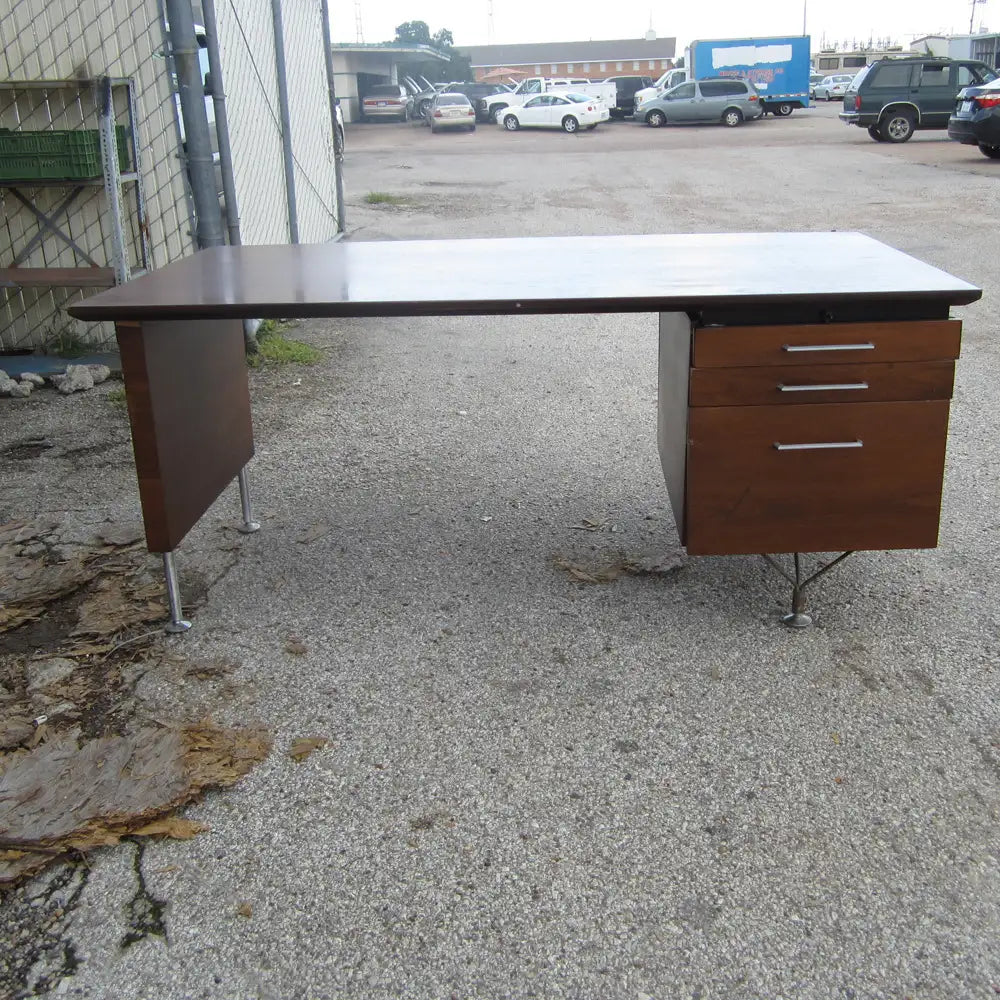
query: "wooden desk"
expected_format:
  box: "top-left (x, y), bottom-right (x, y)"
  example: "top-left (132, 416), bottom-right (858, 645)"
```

top-left (68, 233), bottom-right (982, 628)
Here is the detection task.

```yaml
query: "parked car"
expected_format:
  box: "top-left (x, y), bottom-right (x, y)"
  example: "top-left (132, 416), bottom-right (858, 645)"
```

top-left (360, 84), bottom-right (413, 123)
top-left (444, 82), bottom-right (513, 122)
top-left (809, 72), bottom-right (825, 98)
top-left (840, 56), bottom-right (997, 142)
top-left (426, 92), bottom-right (477, 132)
top-left (403, 76), bottom-right (440, 119)
top-left (948, 75), bottom-right (1000, 158)
top-left (602, 74), bottom-right (655, 117)
top-left (814, 74), bottom-right (855, 101)
top-left (500, 92), bottom-right (609, 132)
top-left (637, 78), bottom-right (763, 128)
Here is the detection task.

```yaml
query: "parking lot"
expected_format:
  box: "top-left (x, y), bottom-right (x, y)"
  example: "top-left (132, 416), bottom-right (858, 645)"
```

top-left (4, 98), bottom-right (1000, 999)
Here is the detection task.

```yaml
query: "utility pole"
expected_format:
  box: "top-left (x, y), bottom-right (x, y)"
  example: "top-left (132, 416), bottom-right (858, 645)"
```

top-left (969, 0), bottom-right (986, 34)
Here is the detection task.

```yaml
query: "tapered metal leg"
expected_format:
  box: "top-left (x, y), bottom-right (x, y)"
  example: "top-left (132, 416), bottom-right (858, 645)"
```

top-left (162, 551), bottom-right (192, 633)
top-left (236, 467), bottom-right (261, 534)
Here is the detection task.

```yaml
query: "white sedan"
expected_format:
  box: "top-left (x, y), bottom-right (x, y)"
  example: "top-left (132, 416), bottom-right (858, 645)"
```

top-left (814, 74), bottom-right (855, 101)
top-left (500, 93), bottom-right (609, 133)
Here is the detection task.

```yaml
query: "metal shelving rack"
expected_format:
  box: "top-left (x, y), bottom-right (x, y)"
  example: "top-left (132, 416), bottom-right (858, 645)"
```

top-left (0, 76), bottom-right (150, 292)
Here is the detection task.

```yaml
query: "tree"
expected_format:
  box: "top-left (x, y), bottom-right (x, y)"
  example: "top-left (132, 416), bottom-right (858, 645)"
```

top-left (394, 21), bottom-right (431, 45)
top-left (392, 21), bottom-right (471, 83)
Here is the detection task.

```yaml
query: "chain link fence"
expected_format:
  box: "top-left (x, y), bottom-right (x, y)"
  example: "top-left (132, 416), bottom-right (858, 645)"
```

top-left (1, 0), bottom-right (339, 352)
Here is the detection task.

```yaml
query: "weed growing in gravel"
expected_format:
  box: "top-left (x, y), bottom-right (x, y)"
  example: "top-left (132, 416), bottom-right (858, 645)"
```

top-left (106, 386), bottom-right (127, 409)
top-left (247, 320), bottom-right (322, 368)
top-left (364, 191), bottom-right (407, 205)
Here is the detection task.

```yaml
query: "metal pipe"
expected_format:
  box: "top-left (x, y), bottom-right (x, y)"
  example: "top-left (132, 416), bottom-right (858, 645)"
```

top-left (164, 0), bottom-right (225, 248)
top-left (201, 0), bottom-right (241, 247)
top-left (320, 0), bottom-right (346, 233)
top-left (200, 0), bottom-right (258, 352)
top-left (269, 0), bottom-right (299, 243)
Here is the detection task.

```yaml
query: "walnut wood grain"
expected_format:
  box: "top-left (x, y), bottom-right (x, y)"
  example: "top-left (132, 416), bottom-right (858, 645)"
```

top-left (67, 234), bottom-right (981, 322)
top-left (688, 360), bottom-right (955, 407)
top-left (692, 320), bottom-right (962, 368)
top-left (684, 400), bottom-right (951, 555)
top-left (116, 319), bottom-right (254, 553)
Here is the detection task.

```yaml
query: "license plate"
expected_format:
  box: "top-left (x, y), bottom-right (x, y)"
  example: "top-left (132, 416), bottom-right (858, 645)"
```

top-left (377, 101), bottom-right (387, 106)
top-left (960, 100), bottom-right (972, 114)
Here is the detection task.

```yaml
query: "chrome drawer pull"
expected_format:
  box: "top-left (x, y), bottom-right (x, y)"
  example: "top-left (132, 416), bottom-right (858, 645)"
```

top-left (778, 382), bottom-right (869, 392)
top-left (774, 440), bottom-right (863, 451)
top-left (782, 342), bottom-right (875, 352)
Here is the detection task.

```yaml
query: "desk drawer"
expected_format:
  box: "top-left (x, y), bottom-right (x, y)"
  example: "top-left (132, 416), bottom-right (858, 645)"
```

top-left (692, 320), bottom-right (961, 368)
top-left (684, 400), bottom-right (950, 555)
top-left (689, 360), bottom-right (954, 407)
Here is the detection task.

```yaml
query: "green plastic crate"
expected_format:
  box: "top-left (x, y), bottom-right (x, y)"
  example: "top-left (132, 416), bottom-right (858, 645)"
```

top-left (0, 126), bottom-right (130, 181)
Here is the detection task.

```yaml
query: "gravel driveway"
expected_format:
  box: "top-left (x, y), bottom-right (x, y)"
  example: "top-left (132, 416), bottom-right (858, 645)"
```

top-left (2, 103), bottom-right (999, 1000)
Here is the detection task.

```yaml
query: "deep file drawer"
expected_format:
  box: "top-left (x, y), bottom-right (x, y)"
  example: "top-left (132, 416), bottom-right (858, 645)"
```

top-left (692, 320), bottom-right (962, 368)
top-left (684, 400), bottom-right (951, 555)
top-left (688, 360), bottom-right (955, 407)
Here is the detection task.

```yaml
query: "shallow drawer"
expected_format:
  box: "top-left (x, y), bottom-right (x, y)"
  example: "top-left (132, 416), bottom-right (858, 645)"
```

top-left (684, 400), bottom-right (950, 555)
top-left (689, 360), bottom-right (955, 407)
top-left (692, 320), bottom-right (961, 368)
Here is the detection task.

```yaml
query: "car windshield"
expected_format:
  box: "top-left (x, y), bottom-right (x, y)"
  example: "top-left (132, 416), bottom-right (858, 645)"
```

top-left (437, 95), bottom-right (470, 105)
top-left (368, 85), bottom-right (402, 97)
top-left (563, 93), bottom-right (591, 103)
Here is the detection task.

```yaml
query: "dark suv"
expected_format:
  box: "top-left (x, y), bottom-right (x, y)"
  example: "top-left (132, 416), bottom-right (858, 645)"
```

top-left (840, 56), bottom-right (997, 142)
top-left (602, 75), bottom-right (654, 118)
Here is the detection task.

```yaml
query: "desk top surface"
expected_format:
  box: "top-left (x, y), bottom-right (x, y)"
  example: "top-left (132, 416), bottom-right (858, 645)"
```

top-left (68, 232), bottom-right (982, 322)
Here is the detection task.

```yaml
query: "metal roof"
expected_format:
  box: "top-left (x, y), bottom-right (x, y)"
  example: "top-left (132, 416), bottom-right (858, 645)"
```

top-left (458, 37), bottom-right (677, 68)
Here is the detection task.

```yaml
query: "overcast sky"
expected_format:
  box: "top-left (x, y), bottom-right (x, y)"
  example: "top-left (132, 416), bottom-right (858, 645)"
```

top-left (330, 0), bottom-right (994, 51)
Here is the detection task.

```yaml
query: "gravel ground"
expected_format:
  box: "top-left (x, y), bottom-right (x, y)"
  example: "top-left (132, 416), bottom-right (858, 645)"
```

top-left (2, 103), bottom-right (1000, 1000)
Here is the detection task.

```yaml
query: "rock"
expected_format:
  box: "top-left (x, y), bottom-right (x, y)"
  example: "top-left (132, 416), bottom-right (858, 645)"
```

top-left (20, 372), bottom-right (45, 386)
top-left (87, 364), bottom-right (111, 384)
top-left (0, 376), bottom-right (18, 396)
top-left (52, 365), bottom-right (94, 394)
top-left (0, 369), bottom-right (8, 380)
top-left (7, 381), bottom-right (32, 398)
top-left (27, 657), bottom-right (79, 693)
top-left (30, 698), bottom-right (80, 722)
top-left (0, 718), bottom-right (35, 750)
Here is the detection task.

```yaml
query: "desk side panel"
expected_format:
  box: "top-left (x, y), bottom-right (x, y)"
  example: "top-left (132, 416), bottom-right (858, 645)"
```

top-left (657, 313), bottom-right (692, 541)
top-left (117, 319), bottom-right (254, 553)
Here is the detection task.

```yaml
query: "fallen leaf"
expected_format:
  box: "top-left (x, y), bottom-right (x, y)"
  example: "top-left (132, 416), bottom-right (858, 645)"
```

top-left (289, 737), bottom-right (328, 762)
top-left (285, 638), bottom-right (307, 656)
top-left (131, 817), bottom-right (210, 840)
top-left (236, 901), bottom-right (253, 918)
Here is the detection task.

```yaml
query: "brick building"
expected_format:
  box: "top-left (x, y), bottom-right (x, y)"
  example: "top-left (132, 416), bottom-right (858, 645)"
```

top-left (458, 36), bottom-right (677, 83)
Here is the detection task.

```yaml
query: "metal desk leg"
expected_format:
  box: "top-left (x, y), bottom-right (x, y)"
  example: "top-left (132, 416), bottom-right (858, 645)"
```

top-left (163, 552), bottom-right (192, 633)
top-left (236, 466), bottom-right (261, 534)
top-left (761, 551), bottom-right (855, 627)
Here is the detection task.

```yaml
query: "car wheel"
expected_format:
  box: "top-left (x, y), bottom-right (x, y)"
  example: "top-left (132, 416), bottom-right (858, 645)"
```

top-left (979, 143), bottom-right (1000, 159)
top-left (867, 125), bottom-right (886, 142)
top-left (491, 105), bottom-right (507, 124)
top-left (775, 103), bottom-right (793, 116)
top-left (646, 109), bottom-right (666, 128)
top-left (503, 114), bottom-right (519, 131)
top-left (429, 123), bottom-right (436, 133)
top-left (586, 123), bottom-right (597, 130)
top-left (562, 116), bottom-right (579, 133)
top-left (722, 108), bottom-right (743, 127)
top-left (468, 125), bottom-right (476, 132)
top-left (418, 98), bottom-right (431, 119)
top-left (880, 109), bottom-right (915, 142)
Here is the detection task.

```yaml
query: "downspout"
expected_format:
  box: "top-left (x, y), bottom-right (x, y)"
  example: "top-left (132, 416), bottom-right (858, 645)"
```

top-left (164, 0), bottom-right (225, 249)
top-left (201, 0), bottom-right (258, 352)
top-left (320, 0), bottom-right (346, 234)
top-left (269, 0), bottom-right (299, 243)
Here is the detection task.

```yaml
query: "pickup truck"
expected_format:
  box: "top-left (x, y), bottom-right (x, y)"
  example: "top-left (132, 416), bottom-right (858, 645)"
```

top-left (480, 77), bottom-right (617, 124)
